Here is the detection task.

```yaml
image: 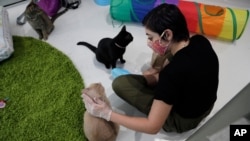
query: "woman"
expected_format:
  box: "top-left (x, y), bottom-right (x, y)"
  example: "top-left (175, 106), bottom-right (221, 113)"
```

top-left (82, 3), bottom-right (219, 134)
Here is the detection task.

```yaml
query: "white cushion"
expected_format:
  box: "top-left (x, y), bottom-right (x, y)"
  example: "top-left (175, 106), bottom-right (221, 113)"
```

top-left (0, 6), bottom-right (13, 62)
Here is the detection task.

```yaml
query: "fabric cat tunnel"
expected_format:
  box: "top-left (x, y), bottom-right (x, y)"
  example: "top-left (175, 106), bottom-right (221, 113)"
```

top-left (110, 0), bottom-right (249, 41)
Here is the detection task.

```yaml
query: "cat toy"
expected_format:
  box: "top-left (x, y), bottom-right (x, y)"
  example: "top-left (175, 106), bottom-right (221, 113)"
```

top-left (111, 68), bottom-right (130, 79)
top-left (0, 98), bottom-right (9, 109)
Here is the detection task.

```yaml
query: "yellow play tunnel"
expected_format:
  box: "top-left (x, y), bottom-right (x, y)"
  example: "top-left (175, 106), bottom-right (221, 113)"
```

top-left (186, 2), bottom-right (249, 41)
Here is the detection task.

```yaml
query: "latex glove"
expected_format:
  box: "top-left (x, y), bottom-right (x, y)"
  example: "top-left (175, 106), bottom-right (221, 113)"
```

top-left (82, 93), bottom-right (112, 121)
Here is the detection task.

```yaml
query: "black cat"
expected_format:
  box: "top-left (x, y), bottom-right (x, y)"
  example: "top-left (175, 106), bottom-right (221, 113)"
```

top-left (77, 25), bottom-right (133, 69)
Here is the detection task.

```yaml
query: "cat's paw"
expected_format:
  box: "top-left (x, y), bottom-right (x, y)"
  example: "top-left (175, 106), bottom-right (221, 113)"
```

top-left (120, 60), bottom-right (126, 64)
top-left (39, 36), bottom-right (43, 40)
top-left (105, 64), bottom-right (111, 69)
top-left (43, 37), bottom-right (48, 40)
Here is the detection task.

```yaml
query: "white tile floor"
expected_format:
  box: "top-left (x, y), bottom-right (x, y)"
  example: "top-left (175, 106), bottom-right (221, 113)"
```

top-left (5, 0), bottom-right (250, 140)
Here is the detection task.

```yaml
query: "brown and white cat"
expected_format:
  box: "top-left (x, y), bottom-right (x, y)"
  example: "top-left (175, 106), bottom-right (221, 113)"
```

top-left (82, 83), bottom-right (119, 141)
top-left (24, 1), bottom-right (68, 40)
top-left (77, 25), bottom-right (133, 69)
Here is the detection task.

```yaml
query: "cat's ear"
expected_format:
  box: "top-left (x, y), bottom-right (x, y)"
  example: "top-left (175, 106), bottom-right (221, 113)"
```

top-left (121, 25), bottom-right (126, 31)
top-left (29, 0), bottom-right (35, 4)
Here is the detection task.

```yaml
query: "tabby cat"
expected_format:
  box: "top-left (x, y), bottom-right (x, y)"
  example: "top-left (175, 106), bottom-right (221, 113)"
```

top-left (82, 83), bottom-right (119, 141)
top-left (24, 1), bottom-right (68, 40)
top-left (77, 25), bottom-right (133, 69)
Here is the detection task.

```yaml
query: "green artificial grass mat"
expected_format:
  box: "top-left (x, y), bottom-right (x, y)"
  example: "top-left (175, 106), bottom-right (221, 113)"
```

top-left (0, 36), bottom-right (86, 141)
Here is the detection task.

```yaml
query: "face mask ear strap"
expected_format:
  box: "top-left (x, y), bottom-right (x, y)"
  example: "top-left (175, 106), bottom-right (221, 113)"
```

top-left (159, 31), bottom-right (167, 45)
top-left (160, 31), bottom-right (166, 39)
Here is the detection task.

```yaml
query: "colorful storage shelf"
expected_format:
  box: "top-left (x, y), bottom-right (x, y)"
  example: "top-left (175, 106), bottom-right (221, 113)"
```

top-left (110, 0), bottom-right (249, 41)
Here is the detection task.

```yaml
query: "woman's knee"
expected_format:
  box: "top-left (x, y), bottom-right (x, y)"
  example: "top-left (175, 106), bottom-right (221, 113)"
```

top-left (112, 75), bottom-right (128, 96)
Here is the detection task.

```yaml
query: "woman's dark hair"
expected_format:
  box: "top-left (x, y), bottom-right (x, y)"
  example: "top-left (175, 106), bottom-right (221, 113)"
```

top-left (142, 3), bottom-right (189, 42)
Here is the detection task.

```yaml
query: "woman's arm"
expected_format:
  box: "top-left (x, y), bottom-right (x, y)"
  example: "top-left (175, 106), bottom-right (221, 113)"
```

top-left (82, 94), bottom-right (172, 134)
top-left (110, 99), bottom-right (172, 134)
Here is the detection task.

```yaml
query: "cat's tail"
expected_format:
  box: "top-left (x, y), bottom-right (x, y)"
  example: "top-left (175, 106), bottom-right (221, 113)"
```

top-left (51, 8), bottom-right (68, 23)
top-left (77, 42), bottom-right (96, 53)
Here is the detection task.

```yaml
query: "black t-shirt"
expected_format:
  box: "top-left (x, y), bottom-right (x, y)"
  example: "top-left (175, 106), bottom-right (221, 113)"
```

top-left (154, 35), bottom-right (219, 118)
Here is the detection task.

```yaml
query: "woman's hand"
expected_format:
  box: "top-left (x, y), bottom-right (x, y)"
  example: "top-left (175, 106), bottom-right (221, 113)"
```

top-left (143, 73), bottom-right (159, 86)
top-left (143, 67), bottom-right (159, 75)
top-left (142, 67), bottom-right (159, 86)
top-left (82, 93), bottom-right (112, 121)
